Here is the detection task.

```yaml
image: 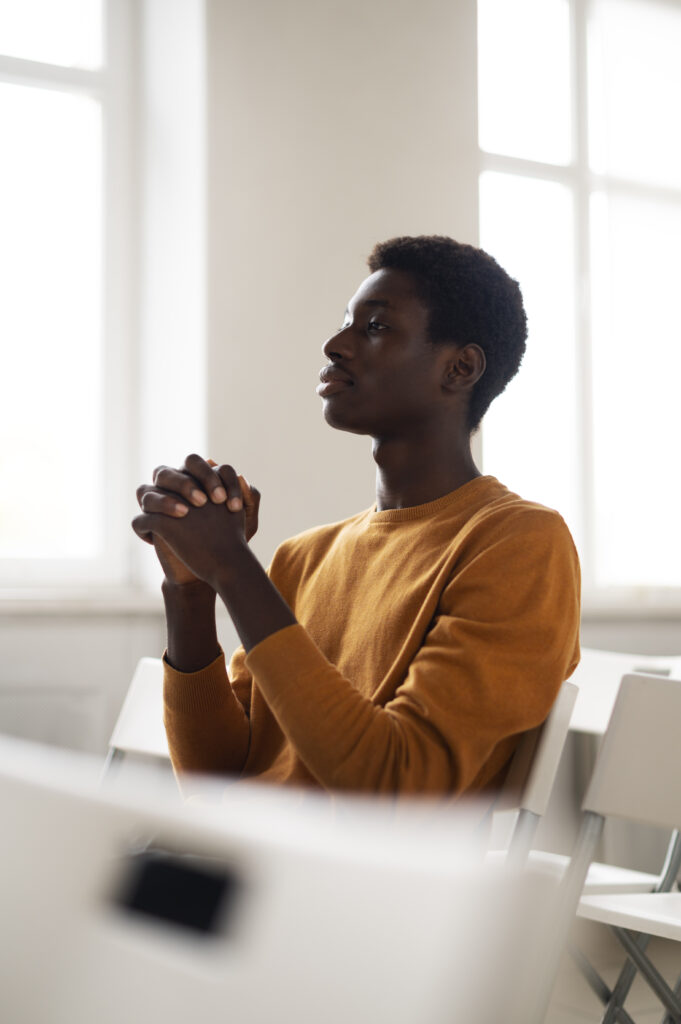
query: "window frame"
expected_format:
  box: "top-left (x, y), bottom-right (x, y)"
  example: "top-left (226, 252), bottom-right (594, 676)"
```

top-left (478, 0), bottom-right (681, 614)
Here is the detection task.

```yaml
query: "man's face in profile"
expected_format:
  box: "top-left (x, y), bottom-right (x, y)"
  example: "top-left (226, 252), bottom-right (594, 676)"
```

top-left (318, 268), bottom-right (451, 438)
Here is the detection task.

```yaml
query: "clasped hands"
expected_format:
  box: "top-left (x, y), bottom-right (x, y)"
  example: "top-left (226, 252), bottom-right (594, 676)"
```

top-left (132, 454), bottom-right (261, 590)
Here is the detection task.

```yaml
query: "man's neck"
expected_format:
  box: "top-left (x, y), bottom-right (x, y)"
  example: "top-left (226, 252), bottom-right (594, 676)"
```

top-left (373, 432), bottom-right (481, 512)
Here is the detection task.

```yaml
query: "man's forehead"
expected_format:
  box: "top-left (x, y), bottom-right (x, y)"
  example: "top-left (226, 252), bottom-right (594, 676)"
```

top-left (347, 267), bottom-right (424, 311)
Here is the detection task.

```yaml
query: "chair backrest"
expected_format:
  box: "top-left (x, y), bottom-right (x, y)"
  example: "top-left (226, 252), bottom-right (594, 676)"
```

top-left (497, 679), bottom-right (578, 817)
top-left (493, 681), bottom-right (578, 866)
top-left (107, 657), bottom-right (168, 763)
top-left (583, 672), bottom-right (681, 829)
top-left (569, 647), bottom-right (681, 736)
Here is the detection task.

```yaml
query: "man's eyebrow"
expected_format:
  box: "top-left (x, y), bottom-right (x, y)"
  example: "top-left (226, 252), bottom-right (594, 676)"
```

top-left (344, 299), bottom-right (394, 315)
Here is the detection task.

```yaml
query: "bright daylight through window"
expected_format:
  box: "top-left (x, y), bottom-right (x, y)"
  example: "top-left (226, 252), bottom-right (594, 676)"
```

top-left (478, 0), bottom-right (681, 599)
top-left (0, 0), bottom-right (130, 588)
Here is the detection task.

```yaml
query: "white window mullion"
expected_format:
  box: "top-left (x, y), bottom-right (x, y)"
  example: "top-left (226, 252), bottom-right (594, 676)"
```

top-left (100, 0), bottom-right (138, 589)
top-left (572, 0), bottom-right (596, 594)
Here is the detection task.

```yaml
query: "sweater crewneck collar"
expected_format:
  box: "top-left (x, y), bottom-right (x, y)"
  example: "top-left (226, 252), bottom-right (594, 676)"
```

top-left (367, 475), bottom-right (502, 525)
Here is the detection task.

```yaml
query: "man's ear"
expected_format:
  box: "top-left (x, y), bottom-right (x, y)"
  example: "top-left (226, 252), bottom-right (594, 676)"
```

top-left (442, 344), bottom-right (486, 393)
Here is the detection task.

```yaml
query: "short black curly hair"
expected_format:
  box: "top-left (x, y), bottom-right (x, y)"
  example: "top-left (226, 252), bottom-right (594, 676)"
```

top-left (367, 235), bottom-right (527, 431)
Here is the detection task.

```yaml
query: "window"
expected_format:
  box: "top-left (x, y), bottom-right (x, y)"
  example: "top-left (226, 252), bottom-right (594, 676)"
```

top-left (0, 0), bottom-right (134, 588)
top-left (478, 0), bottom-right (681, 606)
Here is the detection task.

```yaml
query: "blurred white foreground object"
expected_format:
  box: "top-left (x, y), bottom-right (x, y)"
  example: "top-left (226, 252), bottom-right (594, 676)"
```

top-left (0, 736), bottom-right (559, 1024)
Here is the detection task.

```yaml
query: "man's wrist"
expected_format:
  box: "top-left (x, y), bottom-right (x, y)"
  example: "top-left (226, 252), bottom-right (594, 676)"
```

top-left (162, 578), bottom-right (220, 673)
top-left (209, 539), bottom-right (253, 597)
top-left (162, 578), bottom-right (216, 606)
top-left (211, 538), bottom-right (297, 654)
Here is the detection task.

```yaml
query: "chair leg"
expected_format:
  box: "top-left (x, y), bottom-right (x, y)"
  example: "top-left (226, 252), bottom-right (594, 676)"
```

top-left (505, 809), bottom-right (540, 869)
top-left (657, 831), bottom-right (681, 894)
top-left (661, 970), bottom-right (681, 1024)
top-left (567, 942), bottom-right (637, 1024)
top-left (569, 942), bottom-right (613, 1005)
top-left (613, 927), bottom-right (681, 1023)
top-left (100, 746), bottom-right (124, 783)
top-left (600, 934), bottom-right (654, 1024)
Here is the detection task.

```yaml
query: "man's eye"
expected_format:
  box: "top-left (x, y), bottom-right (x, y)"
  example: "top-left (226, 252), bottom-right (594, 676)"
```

top-left (367, 321), bottom-right (388, 333)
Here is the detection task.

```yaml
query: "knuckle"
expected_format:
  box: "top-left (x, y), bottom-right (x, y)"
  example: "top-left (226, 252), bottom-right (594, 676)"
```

top-left (154, 467), bottom-right (173, 488)
top-left (181, 478), bottom-right (198, 497)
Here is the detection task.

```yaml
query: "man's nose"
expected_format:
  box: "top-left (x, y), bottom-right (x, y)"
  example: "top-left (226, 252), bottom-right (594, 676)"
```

top-left (322, 325), bottom-right (354, 361)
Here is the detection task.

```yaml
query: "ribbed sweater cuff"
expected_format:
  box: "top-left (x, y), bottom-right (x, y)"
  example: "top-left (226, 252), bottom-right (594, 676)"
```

top-left (163, 649), bottom-right (232, 714)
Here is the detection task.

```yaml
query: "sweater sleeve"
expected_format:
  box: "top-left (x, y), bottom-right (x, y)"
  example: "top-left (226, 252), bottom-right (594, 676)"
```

top-left (163, 645), bottom-right (251, 777)
top-left (244, 511), bottom-right (580, 795)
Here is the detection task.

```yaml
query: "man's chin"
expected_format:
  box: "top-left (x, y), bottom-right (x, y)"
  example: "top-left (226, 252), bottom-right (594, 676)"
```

top-left (322, 405), bottom-right (370, 436)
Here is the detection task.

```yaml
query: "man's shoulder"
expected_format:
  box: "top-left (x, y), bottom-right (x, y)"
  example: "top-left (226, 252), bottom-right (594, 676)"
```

top-left (458, 479), bottom-right (577, 552)
top-left (478, 486), bottom-right (569, 526)
top-left (441, 482), bottom-right (581, 610)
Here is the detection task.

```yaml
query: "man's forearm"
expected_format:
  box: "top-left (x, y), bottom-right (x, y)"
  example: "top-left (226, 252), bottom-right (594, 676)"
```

top-left (162, 580), bottom-right (221, 672)
top-left (213, 542), bottom-right (297, 654)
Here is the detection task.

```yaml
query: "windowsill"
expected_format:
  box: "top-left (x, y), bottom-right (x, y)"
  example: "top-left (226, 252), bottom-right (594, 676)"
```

top-left (581, 604), bottom-right (681, 622)
top-left (0, 588), bottom-right (238, 621)
top-left (582, 589), bottom-right (681, 620)
top-left (1, 588), bottom-right (680, 621)
top-left (0, 587), bottom-right (165, 616)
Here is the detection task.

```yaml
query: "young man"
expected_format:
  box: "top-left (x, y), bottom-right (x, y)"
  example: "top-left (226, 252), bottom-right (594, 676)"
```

top-left (133, 235), bottom-right (580, 797)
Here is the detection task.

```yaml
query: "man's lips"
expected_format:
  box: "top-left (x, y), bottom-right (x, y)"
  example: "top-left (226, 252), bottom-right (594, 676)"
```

top-left (316, 365), bottom-right (354, 397)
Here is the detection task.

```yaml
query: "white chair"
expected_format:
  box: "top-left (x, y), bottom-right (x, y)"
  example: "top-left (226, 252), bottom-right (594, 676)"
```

top-left (528, 673), bottom-right (681, 1024)
top-left (528, 647), bottom-right (681, 897)
top-left (490, 679), bottom-right (578, 867)
top-left (102, 657), bottom-right (168, 780)
top-left (493, 648), bottom-right (680, 893)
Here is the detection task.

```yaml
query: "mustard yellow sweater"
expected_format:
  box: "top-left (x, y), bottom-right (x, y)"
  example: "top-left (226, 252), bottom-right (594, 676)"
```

top-left (163, 476), bottom-right (580, 796)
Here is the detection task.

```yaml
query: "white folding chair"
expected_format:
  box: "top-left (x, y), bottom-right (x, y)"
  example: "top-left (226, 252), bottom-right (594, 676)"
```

top-left (529, 673), bottom-right (681, 1024)
top-left (528, 647), bottom-right (681, 897)
top-left (490, 679), bottom-right (578, 868)
top-left (102, 657), bottom-right (169, 781)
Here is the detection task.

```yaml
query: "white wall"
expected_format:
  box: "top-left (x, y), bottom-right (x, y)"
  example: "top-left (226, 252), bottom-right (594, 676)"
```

top-left (203, 0), bottom-right (479, 571)
top-left (0, 606), bottom-right (164, 755)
